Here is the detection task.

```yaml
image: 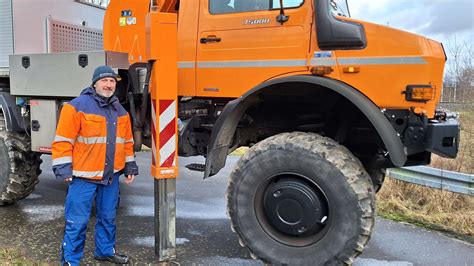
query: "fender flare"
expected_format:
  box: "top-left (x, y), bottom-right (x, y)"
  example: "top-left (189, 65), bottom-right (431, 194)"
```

top-left (0, 92), bottom-right (25, 132)
top-left (204, 75), bottom-right (407, 178)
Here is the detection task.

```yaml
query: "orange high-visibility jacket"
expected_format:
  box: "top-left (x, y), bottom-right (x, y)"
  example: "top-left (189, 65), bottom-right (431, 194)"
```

top-left (52, 87), bottom-right (138, 183)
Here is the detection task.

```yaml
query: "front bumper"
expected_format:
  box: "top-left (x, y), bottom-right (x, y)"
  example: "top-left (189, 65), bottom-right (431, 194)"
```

top-left (386, 108), bottom-right (460, 163)
top-left (425, 118), bottom-right (459, 158)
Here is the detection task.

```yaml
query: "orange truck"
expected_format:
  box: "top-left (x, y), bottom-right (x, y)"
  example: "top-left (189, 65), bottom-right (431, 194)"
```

top-left (1, 0), bottom-right (459, 264)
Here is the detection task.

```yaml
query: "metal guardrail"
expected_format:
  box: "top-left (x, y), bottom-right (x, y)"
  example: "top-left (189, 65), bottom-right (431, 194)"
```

top-left (387, 166), bottom-right (474, 196)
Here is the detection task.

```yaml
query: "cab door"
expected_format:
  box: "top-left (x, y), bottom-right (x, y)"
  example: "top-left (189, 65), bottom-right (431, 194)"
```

top-left (196, 0), bottom-right (312, 98)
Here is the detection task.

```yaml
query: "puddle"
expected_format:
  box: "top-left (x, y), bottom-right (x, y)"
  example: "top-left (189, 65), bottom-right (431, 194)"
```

top-left (132, 236), bottom-right (154, 247)
top-left (176, 200), bottom-right (226, 220)
top-left (132, 236), bottom-right (190, 247)
top-left (124, 199), bottom-right (227, 219)
top-left (354, 259), bottom-right (414, 266)
top-left (186, 229), bottom-right (204, 236)
top-left (198, 256), bottom-right (261, 265)
top-left (25, 193), bottom-right (42, 200)
top-left (124, 205), bottom-right (154, 217)
top-left (21, 205), bottom-right (64, 222)
top-left (176, 238), bottom-right (190, 245)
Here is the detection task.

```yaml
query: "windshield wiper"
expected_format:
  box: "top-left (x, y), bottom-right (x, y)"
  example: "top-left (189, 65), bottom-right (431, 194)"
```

top-left (345, 0), bottom-right (351, 17)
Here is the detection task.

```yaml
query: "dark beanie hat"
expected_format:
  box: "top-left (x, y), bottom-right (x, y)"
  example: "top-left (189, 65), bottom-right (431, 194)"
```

top-left (92, 66), bottom-right (117, 85)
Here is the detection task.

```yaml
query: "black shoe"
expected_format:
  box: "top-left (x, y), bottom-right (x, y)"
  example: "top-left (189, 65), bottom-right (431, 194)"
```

top-left (94, 253), bottom-right (129, 264)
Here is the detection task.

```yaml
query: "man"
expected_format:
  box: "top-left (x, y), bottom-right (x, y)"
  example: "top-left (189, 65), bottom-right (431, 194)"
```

top-left (52, 66), bottom-right (138, 265)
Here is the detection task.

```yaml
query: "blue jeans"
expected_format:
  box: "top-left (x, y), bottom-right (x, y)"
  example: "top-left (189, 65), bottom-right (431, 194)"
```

top-left (61, 173), bottom-right (120, 265)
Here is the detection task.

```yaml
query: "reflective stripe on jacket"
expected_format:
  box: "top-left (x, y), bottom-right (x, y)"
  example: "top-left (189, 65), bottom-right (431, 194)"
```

top-left (52, 87), bottom-right (138, 182)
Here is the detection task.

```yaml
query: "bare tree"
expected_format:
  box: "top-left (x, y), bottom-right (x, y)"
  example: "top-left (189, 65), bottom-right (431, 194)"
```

top-left (443, 37), bottom-right (474, 103)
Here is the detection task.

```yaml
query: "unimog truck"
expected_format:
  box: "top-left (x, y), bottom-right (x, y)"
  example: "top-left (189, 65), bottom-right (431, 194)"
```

top-left (1, 0), bottom-right (459, 264)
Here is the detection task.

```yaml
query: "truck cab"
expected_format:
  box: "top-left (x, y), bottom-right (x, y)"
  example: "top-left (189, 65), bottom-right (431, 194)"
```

top-left (104, 0), bottom-right (458, 174)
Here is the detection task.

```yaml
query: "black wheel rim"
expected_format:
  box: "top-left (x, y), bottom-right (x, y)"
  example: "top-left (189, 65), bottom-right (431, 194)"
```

top-left (255, 172), bottom-right (331, 247)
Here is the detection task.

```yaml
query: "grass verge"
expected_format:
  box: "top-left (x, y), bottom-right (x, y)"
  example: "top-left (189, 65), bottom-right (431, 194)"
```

top-left (230, 146), bottom-right (249, 156)
top-left (378, 106), bottom-right (473, 242)
top-left (430, 107), bottom-right (473, 174)
top-left (377, 177), bottom-right (474, 243)
top-left (0, 247), bottom-right (39, 265)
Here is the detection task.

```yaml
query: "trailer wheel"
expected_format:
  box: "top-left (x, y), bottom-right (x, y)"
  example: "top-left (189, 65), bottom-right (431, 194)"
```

top-left (227, 132), bottom-right (375, 265)
top-left (0, 113), bottom-right (42, 205)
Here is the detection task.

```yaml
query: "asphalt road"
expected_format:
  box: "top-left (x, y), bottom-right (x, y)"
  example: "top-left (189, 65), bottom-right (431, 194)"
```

top-left (0, 152), bottom-right (472, 265)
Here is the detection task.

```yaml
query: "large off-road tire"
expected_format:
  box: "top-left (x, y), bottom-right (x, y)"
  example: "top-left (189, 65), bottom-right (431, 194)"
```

top-left (0, 113), bottom-right (42, 205)
top-left (367, 168), bottom-right (386, 193)
top-left (227, 132), bottom-right (375, 265)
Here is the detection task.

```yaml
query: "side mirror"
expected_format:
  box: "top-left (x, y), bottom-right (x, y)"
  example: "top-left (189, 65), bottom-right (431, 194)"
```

top-left (316, 0), bottom-right (366, 50)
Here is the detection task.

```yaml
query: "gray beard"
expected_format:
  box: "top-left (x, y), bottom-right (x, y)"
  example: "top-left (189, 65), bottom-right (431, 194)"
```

top-left (95, 91), bottom-right (112, 102)
top-left (95, 88), bottom-right (114, 99)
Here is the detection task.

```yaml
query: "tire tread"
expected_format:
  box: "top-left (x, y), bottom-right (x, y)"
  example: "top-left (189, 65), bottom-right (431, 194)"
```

top-left (0, 113), bottom-right (42, 205)
top-left (227, 132), bottom-right (375, 265)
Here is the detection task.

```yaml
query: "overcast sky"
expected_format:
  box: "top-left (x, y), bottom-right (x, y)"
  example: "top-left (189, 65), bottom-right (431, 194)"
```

top-left (349, 0), bottom-right (473, 55)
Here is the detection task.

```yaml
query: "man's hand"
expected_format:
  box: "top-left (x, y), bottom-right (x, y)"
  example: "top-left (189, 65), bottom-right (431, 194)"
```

top-left (64, 177), bottom-right (73, 182)
top-left (125, 175), bottom-right (135, 184)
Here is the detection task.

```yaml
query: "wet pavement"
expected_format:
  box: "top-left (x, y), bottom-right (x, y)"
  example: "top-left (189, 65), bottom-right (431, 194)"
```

top-left (0, 152), bottom-right (473, 265)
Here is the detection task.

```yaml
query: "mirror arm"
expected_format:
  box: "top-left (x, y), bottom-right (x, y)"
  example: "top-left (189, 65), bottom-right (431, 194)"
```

top-left (276, 0), bottom-right (289, 25)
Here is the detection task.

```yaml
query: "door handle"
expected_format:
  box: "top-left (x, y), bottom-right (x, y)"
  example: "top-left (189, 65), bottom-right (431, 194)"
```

top-left (200, 36), bottom-right (221, 44)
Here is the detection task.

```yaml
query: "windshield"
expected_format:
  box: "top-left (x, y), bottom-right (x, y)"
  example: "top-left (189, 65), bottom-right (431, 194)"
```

top-left (330, 0), bottom-right (351, 18)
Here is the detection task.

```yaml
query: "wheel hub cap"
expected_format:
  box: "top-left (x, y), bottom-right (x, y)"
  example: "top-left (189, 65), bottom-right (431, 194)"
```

top-left (264, 177), bottom-right (328, 237)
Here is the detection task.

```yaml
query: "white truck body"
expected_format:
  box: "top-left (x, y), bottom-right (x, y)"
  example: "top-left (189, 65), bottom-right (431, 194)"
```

top-left (0, 0), bottom-right (105, 76)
